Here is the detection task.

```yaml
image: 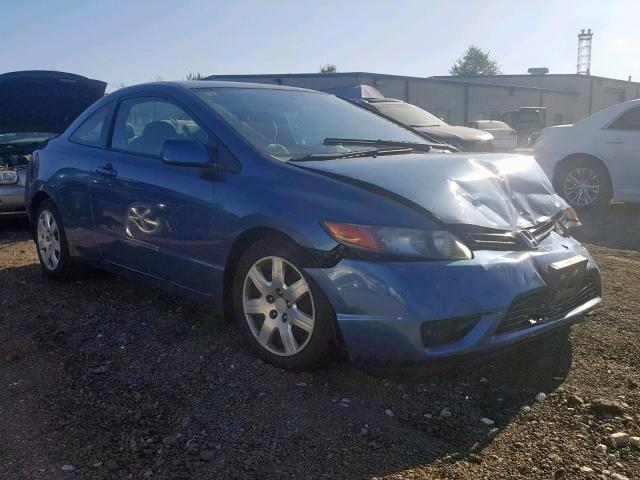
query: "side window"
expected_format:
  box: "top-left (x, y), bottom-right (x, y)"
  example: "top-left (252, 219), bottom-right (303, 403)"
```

top-left (609, 106), bottom-right (640, 131)
top-left (70, 102), bottom-right (114, 147)
top-left (111, 97), bottom-right (208, 156)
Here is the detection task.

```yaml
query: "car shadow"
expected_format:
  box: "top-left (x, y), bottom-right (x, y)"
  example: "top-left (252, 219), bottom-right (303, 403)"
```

top-left (574, 202), bottom-right (640, 251)
top-left (0, 247), bottom-right (575, 479)
top-left (324, 329), bottom-right (573, 475)
top-left (0, 216), bottom-right (30, 242)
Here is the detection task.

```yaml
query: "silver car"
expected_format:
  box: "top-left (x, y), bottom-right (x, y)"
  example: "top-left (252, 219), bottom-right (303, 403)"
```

top-left (0, 133), bottom-right (53, 217)
top-left (0, 70), bottom-right (107, 216)
top-left (468, 120), bottom-right (518, 151)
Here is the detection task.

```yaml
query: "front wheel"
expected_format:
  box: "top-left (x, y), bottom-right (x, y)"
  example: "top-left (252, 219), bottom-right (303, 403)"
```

top-left (555, 160), bottom-right (612, 209)
top-left (232, 238), bottom-right (335, 371)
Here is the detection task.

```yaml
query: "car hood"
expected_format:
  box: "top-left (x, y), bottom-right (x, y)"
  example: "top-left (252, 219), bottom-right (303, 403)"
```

top-left (414, 124), bottom-right (493, 142)
top-left (0, 71), bottom-right (107, 134)
top-left (294, 153), bottom-right (564, 230)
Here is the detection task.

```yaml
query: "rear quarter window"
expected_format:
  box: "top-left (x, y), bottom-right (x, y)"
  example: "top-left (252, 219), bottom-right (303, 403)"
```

top-left (69, 102), bottom-right (114, 147)
top-left (608, 106), bottom-right (640, 131)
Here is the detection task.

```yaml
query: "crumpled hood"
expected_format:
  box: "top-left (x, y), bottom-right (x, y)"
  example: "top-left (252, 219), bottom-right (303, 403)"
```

top-left (414, 124), bottom-right (493, 142)
top-left (295, 153), bottom-right (565, 230)
top-left (0, 71), bottom-right (106, 134)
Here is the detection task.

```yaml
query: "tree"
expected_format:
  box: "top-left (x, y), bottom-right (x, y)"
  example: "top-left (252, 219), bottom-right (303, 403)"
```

top-left (319, 64), bottom-right (337, 73)
top-left (450, 46), bottom-right (501, 76)
top-left (185, 71), bottom-right (205, 80)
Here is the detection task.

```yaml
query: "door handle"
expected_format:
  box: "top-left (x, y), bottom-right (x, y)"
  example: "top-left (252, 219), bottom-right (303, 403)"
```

top-left (96, 163), bottom-right (118, 177)
top-left (606, 139), bottom-right (625, 144)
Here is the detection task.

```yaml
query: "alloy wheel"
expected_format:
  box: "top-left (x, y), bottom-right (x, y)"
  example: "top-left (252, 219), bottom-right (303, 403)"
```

top-left (242, 256), bottom-right (315, 356)
top-left (37, 210), bottom-right (61, 270)
top-left (563, 167), bottom-right (600, 207)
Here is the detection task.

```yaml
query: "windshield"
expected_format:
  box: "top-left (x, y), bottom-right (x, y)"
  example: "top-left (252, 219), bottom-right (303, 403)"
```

top-left (0, 132), bottom-right (57, 146)
top-left (474, 121), bottom-right (510, 130)
top-left (193, 87), bottom-right (429, 159)
top-left (373, 102), bottom-right (445, 127)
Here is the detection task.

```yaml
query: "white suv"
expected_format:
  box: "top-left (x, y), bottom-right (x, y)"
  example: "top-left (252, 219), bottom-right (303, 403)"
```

top-left (534, 99), bottom-right (640, 209)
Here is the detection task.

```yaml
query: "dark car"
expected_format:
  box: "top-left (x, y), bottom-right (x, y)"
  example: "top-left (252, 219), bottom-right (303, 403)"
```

top-left (26, 81), bottom-right (600, 371)
top-left (0, 71), bottom-right (106, 217)
top-left (358, 98), bottom-right (494, 152)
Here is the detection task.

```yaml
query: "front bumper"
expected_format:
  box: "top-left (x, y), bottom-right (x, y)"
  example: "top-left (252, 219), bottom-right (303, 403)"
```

top-left (306, 232), bottom-right (600, 365)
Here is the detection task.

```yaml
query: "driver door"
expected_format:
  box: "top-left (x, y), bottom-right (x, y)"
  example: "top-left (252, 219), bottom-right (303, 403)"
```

top-left (90, 95), bottom-right (217, 295)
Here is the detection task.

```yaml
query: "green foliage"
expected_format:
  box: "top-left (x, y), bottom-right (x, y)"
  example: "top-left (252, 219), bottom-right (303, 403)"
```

top-left (185, 72), bottom-right (205, 81)
top-left (450, 46), bottom-right (501, 76)
top-left (319, 64), bottom-right (337, 74)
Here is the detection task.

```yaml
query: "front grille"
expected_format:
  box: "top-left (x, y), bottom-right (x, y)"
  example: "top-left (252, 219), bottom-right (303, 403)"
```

top-left (465, 218), bottom-right (557, 251)
top-left (529, 219), bottom-right (555, 240)
top-left (496, 274), bottom-right (600, 335)
top-left (466, 231), bottom-right (519, 249)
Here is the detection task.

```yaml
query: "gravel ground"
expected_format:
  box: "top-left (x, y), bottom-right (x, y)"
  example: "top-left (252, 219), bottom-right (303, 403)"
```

top-left (0, 205), bottom-right (639, 480)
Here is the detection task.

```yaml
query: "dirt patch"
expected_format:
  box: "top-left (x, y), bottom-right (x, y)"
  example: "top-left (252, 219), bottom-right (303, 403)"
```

top-left (0, 209), bottom-right (638, 479)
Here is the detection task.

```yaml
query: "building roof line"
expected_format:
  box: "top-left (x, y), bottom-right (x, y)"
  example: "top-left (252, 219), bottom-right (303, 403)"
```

top-left (205, 71), bottom-right (574, 94)
top-left (419, 77), bottom-right (573, 94)
top-left (432, 73), bottom-right (640, 86)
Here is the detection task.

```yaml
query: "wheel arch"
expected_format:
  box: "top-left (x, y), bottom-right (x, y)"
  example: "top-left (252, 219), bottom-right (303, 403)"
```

top-left (223, 228), bottom-right (294, 314)
top-left (221, 226), bottom-right (345, 349)
top-left (28, 191), bottom-right (52, 226)
top-left (553, 153), bottom-right (613, 191)
top-left (222, 227), bottom-right (341, 315)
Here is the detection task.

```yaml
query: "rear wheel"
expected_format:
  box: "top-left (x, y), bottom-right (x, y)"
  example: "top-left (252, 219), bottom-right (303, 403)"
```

top-left (34, 200), bottom-right (84, 279)
top-left (232, 238), bottom-right (335, 370)
top-left (555, 158), bottom-right (612, 209)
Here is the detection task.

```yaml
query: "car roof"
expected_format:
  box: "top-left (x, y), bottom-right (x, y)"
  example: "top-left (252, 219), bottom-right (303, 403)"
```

top-left (473, 120), bottom-right (510, 126)
top-left (130, 80), bottom-right (320, 92)
top-left (574, 97), bottom-right (640, 129)
top-left (105, 80), bottom-right (327, 101)
top-left (366, 98), bottom-right (404, 104)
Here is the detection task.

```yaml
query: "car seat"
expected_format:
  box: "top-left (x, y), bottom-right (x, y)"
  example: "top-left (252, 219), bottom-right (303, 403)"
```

top-left (128, 121), bottom-right (178, 155)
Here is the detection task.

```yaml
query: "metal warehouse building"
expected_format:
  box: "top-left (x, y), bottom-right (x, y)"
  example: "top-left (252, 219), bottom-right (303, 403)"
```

top-left (205, 72), bottom-right (640, 127)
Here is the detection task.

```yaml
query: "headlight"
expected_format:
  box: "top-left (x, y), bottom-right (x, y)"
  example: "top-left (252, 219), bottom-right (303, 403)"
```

top-left (0, 170), bottom-right (18, 185)
top-left (322, 221), bottom-right (472, 260)
top-left (554, 205), bottom-right (581, 237)
top-left (561, 205), bottom-right (581, 228)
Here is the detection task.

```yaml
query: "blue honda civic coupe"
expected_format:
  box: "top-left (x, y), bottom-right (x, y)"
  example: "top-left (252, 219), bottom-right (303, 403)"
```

top-left (25, 81), bottom-right (601, 370)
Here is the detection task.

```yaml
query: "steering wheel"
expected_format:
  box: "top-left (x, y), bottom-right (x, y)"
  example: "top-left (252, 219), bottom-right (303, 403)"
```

top-left (165, 116), bottom-right (180, 132)
top-left (265, 144), bottom-right (290, 156)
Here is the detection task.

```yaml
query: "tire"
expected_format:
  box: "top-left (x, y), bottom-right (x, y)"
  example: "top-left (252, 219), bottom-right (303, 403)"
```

top-left (232, 237), bottom-right (335, 371)
top-left (33, 199), bottom-right (85, 280)
top-left (554, 157), bottom-right (612, 210)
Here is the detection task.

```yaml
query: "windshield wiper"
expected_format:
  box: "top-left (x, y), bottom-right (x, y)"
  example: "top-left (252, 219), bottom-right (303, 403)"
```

top-left (323, 137), bottom-right (451, 152)
top-left (288, 146), bottom-right (413, 162)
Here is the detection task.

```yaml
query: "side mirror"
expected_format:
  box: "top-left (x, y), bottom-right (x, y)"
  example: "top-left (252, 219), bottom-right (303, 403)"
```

top-left (161, 138), bottom-right (215, 168)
